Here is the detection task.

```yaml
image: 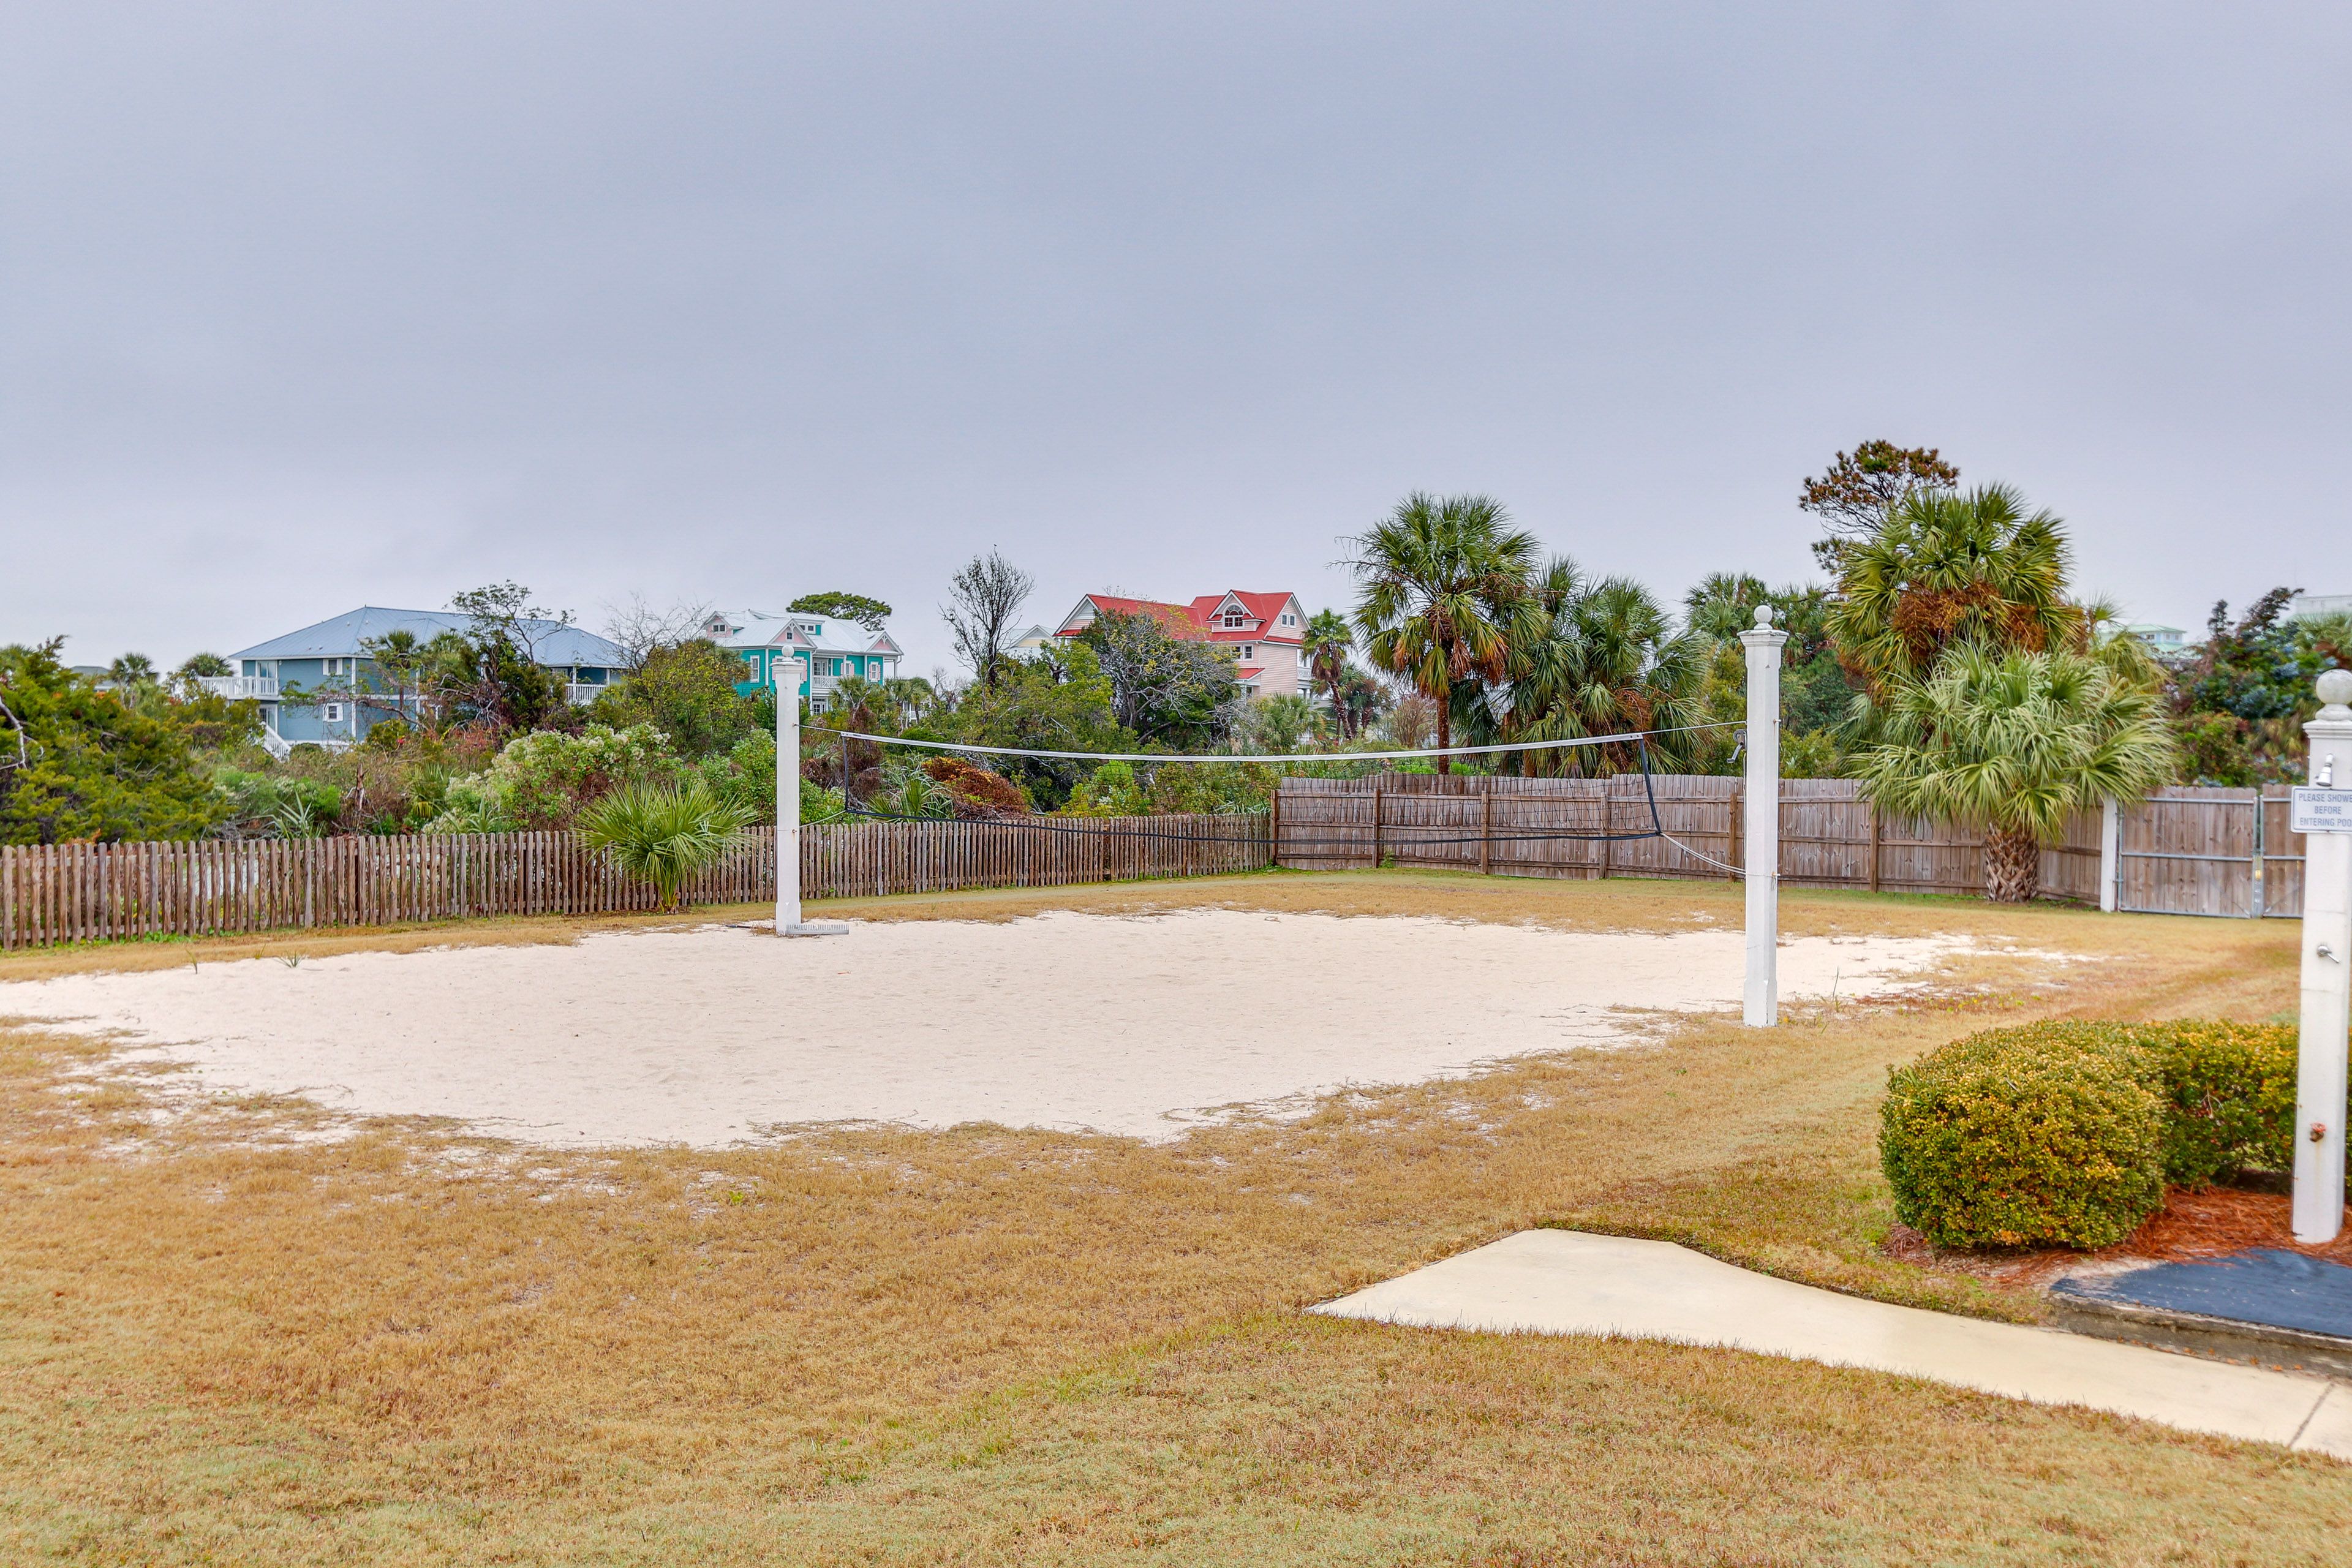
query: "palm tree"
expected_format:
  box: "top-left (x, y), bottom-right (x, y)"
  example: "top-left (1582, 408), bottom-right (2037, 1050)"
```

top-left (1301, 610), bottom-right (1355, 736)
top-left (1236, 693), bottom-right (1318, 755)
top-left (579, 778), bottom-right (756, 911)
top-left (174, 652), bottom-right (233, 680)
top-left (1681, 573), bottom-right (1771, 644)
top-left (1827, 483), bottom-right (2083, 694)
top-left (1482, 559), bottom-right (1709, 775)
top-left (1333, 666), bottom-right (1391, 742)
top-left (360, 628), bottom-right (428, 731)
top-left (1853, 646), bottom-right (2176, 902)
top-left (1340, 492), bottom-right (1540, 774)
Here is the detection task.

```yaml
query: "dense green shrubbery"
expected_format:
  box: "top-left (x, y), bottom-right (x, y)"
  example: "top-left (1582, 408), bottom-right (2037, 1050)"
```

top-left (1880, 1024), bottom-right (2166, 1250)
top-left (1880, 1019), bottom-right (2305, 1250)
top-left (2147, 1020), bottom-right (2298, 1185)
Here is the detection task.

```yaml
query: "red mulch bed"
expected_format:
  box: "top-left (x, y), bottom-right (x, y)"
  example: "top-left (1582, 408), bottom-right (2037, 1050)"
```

top-left (1886, 1187), bottom-right (2352, 1291)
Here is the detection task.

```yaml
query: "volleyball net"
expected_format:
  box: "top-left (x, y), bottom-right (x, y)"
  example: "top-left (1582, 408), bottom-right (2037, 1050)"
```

top-left (791, 720), bottom-right (1746, 858)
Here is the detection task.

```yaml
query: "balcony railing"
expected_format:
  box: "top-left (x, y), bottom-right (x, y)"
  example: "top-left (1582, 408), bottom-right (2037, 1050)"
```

top-left (566, 683), bottom-right (606, 706)
top-left (197, 676), bottom-right (280, 699)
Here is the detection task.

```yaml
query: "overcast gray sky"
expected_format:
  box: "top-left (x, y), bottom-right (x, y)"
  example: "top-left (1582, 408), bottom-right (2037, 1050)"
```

top-left (5, 2), bottom-right (2348, 674)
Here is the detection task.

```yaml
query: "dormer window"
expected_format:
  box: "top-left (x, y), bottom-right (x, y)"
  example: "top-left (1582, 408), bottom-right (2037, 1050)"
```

top-left (1222, 609), bottom-right (1250, 628)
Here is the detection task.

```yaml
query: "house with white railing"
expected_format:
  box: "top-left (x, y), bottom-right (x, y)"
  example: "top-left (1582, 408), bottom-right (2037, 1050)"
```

top-left (703, 608), bottom-right (903, 707)
top-left (209, 608), bottom-right (630, 755)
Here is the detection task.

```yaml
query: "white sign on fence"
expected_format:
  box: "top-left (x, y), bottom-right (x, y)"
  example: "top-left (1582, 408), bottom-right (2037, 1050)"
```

top-left (2290, 787), bottom-right (2352, 835)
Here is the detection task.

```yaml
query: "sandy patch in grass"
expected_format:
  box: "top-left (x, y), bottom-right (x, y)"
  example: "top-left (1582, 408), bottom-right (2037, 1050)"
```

top-left (2, 910), bottom-right (1965, 1147)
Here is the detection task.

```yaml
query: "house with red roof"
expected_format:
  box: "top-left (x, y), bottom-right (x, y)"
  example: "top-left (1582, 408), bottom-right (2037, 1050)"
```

top-left (1053, 590), bottom-right (1308, 699)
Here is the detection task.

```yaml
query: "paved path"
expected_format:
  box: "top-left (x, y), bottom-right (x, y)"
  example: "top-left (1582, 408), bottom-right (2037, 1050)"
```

top-left (1311, 1231), bottom-right (2352, 1458)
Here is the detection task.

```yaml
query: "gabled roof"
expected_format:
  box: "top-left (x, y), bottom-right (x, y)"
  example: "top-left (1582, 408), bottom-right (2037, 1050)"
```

top-left (705, 609), bottom-right (900, 656)
top-left (1188, 591), bottom-right (1303, 644)
top-left (233, 608), bottom-right (628, 668)
top-left (1055, 594), bottom-right (1208, 639)
top-left (1057, 590), bottom-right (1305, 645)
top-left (704, 608), bottom-right (810, 650)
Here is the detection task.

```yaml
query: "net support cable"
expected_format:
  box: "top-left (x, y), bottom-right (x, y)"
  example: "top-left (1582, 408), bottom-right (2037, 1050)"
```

top-left (805, 719), bottom-right (1736, 767)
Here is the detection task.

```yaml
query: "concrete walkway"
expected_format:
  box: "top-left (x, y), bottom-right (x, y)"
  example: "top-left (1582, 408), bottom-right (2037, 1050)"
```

top-left (1311, 1231), bottom-right (2352, 1459)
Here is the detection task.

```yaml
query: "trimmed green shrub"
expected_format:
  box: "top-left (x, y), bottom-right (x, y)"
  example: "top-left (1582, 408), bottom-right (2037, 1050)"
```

top-left (1882, 1019), bottom-right (2316, 1252)
top-left (1880, 1023), bottom-right (2166, 1250)
top-left (2141, 1020), bottom-right (2297, 1185)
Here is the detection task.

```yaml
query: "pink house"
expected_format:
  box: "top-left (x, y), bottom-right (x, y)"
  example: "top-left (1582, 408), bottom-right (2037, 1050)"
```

top-left (1053, 590), bottom-right (1309, 699)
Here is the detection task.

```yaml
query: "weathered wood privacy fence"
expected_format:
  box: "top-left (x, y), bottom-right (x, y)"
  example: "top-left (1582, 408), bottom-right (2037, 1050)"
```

top-left (2111, 784), bottom-right (2308, 919)
top-left (1271, 775), bottom-right (2285, 915)
top-left (0, 815), bottom-right (1269, 949)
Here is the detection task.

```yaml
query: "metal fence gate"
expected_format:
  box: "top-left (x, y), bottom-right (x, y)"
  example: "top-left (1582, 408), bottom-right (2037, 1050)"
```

top-left (2114, 785), bottom-right (2304, 919)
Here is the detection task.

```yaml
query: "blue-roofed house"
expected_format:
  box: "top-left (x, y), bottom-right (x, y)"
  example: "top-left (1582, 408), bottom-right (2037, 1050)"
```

top-left (701, 609), bottom-right (903, 707)
top-left (207, 607), bottom-right (630, 753)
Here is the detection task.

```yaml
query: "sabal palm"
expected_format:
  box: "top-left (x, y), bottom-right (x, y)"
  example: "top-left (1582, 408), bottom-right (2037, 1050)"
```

top-left (1854, 646), bottom-right (2176, 903)
top-left (1681, 573), bottom-right (1771, 644)
top-left (579, 778), bottom-right (756, 911)
top-left (1301, 610), bottom-right (1355, 736)
top-left (1828, 483), bottom-right (2082, 693)
top-left (1488, 559), bottom-right (1709, 775)
top-left (1341, 492), bottom-right (1540, 773)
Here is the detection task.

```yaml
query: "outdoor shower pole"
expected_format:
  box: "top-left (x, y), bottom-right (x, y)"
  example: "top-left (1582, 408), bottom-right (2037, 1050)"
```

top-left (777, 654), bottom-right (800, 935)
top-left (1739, 606), bottom-right (1788, 1027)
top-left (2293, 668), bottom-right (2352, 1242)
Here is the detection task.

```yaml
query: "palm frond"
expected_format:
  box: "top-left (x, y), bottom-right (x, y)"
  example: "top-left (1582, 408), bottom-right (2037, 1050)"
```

top-left (579, 778), bottom-right (756, 910)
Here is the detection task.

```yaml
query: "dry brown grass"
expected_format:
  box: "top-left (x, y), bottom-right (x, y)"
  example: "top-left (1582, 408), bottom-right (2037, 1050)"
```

top-left (3, 869), bottom-right (2345, 1563)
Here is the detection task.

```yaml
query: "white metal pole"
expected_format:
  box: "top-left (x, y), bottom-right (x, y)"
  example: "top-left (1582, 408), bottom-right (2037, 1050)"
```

top-left (777, 654), bottom-right (800, 936)
top-left (2098, 799), bottom-right (2120, 914)
top-left (1738, 606), bottom-right (1788, 1028)
top-left (2294, 669), bottom-right (2352, 1242)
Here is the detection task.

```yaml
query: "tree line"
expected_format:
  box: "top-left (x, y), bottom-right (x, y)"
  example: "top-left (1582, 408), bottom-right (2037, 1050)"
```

top-left (3, 439), bottom-right (2328, 907)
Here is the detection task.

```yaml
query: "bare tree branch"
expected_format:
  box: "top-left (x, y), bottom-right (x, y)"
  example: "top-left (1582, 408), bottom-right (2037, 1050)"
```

top-left (940, 551), bottom-right (1034, 690)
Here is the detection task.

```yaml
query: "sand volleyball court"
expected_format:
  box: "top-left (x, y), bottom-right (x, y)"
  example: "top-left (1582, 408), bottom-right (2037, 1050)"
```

top-left (2, 911), bottom-right (1966, 1146)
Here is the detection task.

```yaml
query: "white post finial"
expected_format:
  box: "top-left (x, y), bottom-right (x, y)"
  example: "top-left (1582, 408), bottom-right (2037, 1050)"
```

top-left (2296, 669), bottom-right (2352, 1240)
top-left (1738, 611), bottom-right (1789, 1027)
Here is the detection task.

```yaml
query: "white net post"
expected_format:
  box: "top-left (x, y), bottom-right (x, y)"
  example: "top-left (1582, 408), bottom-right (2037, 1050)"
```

top-left (776, 655), bottom-right (800, 935)
top-left (1738, 606), bottom-right (1787, 1027)
top-left (2294, 669), bottom-right (2352, 1242)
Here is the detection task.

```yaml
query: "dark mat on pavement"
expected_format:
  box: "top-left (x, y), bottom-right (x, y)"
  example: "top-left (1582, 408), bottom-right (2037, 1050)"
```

top-left (2052, 1250), bottom-right (2352, 1340)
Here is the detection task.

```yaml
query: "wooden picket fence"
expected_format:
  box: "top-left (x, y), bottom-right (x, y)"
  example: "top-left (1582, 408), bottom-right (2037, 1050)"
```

top-left (1273, 774), bottom-right (2106, 903)
top-left (9, 777), bottom-right (2293, 947)
top-left (0, 815), bottom-right (1270, 950)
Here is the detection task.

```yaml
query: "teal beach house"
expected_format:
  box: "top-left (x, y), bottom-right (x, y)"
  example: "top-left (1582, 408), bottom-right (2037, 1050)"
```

top-left (209, 607), bottom-right (629, 753)
top-left (701, 609), bottom-right (902, 707)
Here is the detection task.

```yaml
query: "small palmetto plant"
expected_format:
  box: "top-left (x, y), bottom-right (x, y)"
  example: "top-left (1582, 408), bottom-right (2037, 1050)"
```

top-left (579, 778), bottom-right (756, 912)
top-left (874, 766), bottom-right (954, 820)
